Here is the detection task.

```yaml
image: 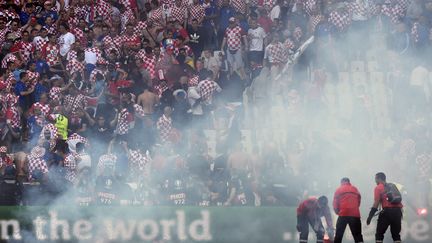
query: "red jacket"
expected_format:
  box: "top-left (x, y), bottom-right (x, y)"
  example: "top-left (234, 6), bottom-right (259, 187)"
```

top-left (333, 182), bottom-right (361, 217)
top-left (297, 197), bottom-right (333, 228)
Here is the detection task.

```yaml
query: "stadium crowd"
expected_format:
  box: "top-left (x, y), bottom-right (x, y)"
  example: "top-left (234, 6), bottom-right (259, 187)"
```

top-left (0, 0), bottom-right (431, 208)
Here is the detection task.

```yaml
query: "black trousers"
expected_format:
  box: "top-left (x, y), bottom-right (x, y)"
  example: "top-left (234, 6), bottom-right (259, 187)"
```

top-left (298, 216), bottom-right (324, 243)
top-left (334, 216), bottom-right (364, 243)
top-left (376, 208), bottom-right (402, 242)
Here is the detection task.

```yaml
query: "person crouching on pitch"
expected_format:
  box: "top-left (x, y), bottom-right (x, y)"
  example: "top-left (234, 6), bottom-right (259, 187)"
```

top-left (297, 196), bottom-right (334, 243)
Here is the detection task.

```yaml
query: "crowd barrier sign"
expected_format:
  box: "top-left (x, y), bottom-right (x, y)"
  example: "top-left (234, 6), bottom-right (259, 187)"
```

top-left (0, 207), bottom-right (430, 242)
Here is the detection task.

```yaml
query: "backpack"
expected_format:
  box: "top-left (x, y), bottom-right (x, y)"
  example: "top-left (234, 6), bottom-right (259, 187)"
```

top-left (384, 183), bottom-right (402, 204)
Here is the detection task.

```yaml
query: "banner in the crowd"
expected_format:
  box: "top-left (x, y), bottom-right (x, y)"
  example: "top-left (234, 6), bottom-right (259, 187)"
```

top-left (0, 207), bottom-right (430, 242)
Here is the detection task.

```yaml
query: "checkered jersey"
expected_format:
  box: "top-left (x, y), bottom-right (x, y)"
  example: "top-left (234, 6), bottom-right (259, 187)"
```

top-left (138, 52), bottom-right (156, 79)
top-left (45, 25), bottom-right (57, 36)
top-left (115, 108), bottom-right (134, 135)
top-left (397, 0), bottom-right (410, 10)
top-left (188, 4), bottom-right (205, 24)
top-left (72, 28), bottom-right (86, 46)
top-left (19, 41), bottom-right (35, 64)
top-left (134, 21), bottom-right (148, 36)
top-left (32, 102), bottom-right (51, 117)
top-left (64, 153), bottom-right (78, 184)
top-left (113, 36), bottom-right (125, 49)
top-left (43, 43), bottom-right (61, 66)
top-left (67, 50), bottom-right (77, 61)
top-left (89, 68), bottom-right (107, 84)
top-left (198, 79), bottom-right (220, 104)
top-left (416, 154), bottom-right (431, 179)
top-left (67, 133), bottom-right (89, 147)
top-left (154, 82), bottom-right (169, 97)
top-left (150, 8), bottom-right (165, 28)
top-left (348, 1), bottom-right (367, 18)
top-left (66, 58), bottom-right (85, 75)
top-left (6, 106), bottom-right (20, 129)
top-left (304, 0), bottom-right (317, 16)
top-left (263, 0), bottom-right (273, 7)
top-left (27, 154), bottom-right (48, 180)
top-left (97, 154), bottom-right (117, 174)
top-left (4, 93), bottom-right (18, 107)
top-left (369, 4), bottom-right (381, 16)
top-left (40, 123), bottom-right (59, 141)
top-left (328, 10), bottom-right (352, 31)
top-left (382, 3), bottom-right (405, 23)
top-left (399, 138), bottom-right (415, 156)
top-left (121, 9), bottom-right (136, 30)
top-left (3, 9), bottom-right (19, 21)
top-left (1, 53), bottom-right (17, 69)
top-left (310, 15), bottom-right (324, 33)
top-left (68, 16), bottom-right (80, 28)
top-left (27, 71), bottom-right (40, 86)
top-left (189, 75), bottom-right (199, 86)
top-left (85, 47), bottom-right (102, 61)
top-left (50, 87), bottom-right (62, 103)
top-left (133, 104), bottom-right (146, 118)
top-left (102, 35), bottom-right (116, 49)
top-left (170, 6), bottom-right (186, 23)
top-left (121, 34), bottom-right (141, 48)
top-left (33, 36), bottom-right (49, 52)
top-left (225, 26), bottom-right (245, 50)
top-left (96, 0), bottom-right (113, 18)
top-left (0, 27), bottom-right (9, 49)
top-left (128, 149), bottom-right (150, 172)
top-left (266, 42), bottom-right (287, 64)
top-left (284, 38), bottom-right (295, 51)
top-left (231, 0), bottom-right (247, 15)
top-left (64, 94), bottom-right (88, 114)
top-left (412, 22), bottom-right (419, 43)
top-left (74, 5), bottom-right (91, 19)
top-left (293, 26), bottom-right (303, 41)
top-left (156, 114), bottom-right (172, 143)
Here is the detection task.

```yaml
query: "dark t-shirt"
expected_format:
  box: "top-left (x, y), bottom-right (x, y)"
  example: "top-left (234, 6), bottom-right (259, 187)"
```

top-left (187, 25), bottom-right (208, 55)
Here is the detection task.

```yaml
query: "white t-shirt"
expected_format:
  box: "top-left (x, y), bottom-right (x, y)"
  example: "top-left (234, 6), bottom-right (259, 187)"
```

top-left (270, 5), bottom-right (280, 21)
top-left (248, 26), bottom-right (266, 51)
top-left (59, 32), bottom-right (75, 57)
top-left (85, 50), bottom-right (98, 65)
top-left (187, 87), bottom-right (203, 115)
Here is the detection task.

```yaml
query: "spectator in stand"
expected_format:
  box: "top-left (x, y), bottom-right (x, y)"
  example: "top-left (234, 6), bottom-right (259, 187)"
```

top-left (221, 17), bottom-right (248, 80)
top-left (248, 18), bottom-right (267, 79)
top-left (187, 18), bottom-right (207, 59)
top-left (58, 23), bottom-right (75, 58)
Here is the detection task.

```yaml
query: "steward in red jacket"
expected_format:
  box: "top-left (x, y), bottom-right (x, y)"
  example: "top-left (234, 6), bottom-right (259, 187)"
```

top-left (333, 177), bottom-right (364, 243)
